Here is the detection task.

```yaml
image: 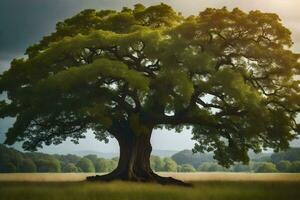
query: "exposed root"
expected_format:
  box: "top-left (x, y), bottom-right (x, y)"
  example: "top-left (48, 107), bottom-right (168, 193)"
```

top-left (151, 173), bottom-right (192, 187)
top-left (87, 169), bottom-right (120, 182)
top-left (86, 171), bottom-right (192, 187)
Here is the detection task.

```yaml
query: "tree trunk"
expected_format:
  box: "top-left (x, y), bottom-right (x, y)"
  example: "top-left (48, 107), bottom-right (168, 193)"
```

top-left (87, 128), bottom-right (190, 186)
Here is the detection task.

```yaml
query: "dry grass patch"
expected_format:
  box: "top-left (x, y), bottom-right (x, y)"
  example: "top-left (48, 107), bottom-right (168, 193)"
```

top-left (1, 172), bottom-right (300, 182)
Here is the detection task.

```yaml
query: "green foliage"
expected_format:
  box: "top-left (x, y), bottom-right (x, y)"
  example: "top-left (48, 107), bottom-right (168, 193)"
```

top-left (39, 58), bottom-right (150, 92)
top-left (171, 150), bottom-right (213, 168)
top-left (232, 163), bottom-right (251, 172)
top-left (163, 158), bottom-right (177, 172)
top-left (0, 144), bottom-right (23, 170)
top-left (108, 160), bottom-right (118, 171)
top-left (0, 4), bottom-right (299, 168)
top-left (134, 3), bottom-right (181, 28)
top-left (271, 148), bottom-right (300, 163)
top-left (55, 154), bottom-right (81, 167)
top-left (0, 162), bottom-right (16, 173)
top-left (251, 162), bottom-right (266, 172)
top-left (35, 159), bottom-right (61, 172)
top-left (289, 161), bottom-right (300, 173)
top-left (256, 163), bottom-right (278, 173)
top-left (179, 164), bottom-right (196, 172)
top-left (276, 160), bottom-right (291, 172)
top-left (1, 144), bottom-right (300, 173)
top-left (150, 155), bottom-right (165, 171)
top-left (198, 162), bottom-right (227, 172)
top-left (63, 163), bottom-right (78, 172)
top-left (94, 158), bottom-right (117, 172)
top-left (24, 152), bottom-right (62, 173)
top-left (0, 145), bottom-right (115, 173)
top-left (83, 155), bottom-right (98, 166)
top-left (111, 157), bottom-right (119, 162)
top-left (76, 158), bottom-right (95, 172)
top-left (94, 158), bottom-right (108, 172)
top-left (19, 159), bottom-right (37, 172)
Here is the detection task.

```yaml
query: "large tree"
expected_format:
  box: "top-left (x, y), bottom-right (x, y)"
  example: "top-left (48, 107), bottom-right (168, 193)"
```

top-left (0, 4), bottom-right (299, 185)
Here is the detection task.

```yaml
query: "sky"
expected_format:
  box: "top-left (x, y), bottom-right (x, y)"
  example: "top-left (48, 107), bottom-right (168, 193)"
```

top-left (0, 0), bottom-right (299, 154)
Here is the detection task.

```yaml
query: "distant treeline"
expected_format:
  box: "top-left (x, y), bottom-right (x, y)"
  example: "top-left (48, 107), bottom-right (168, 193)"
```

top-left (171, 149), bottom-right (300, 173)
top-left (0, 144), bottom-right (117, 173)
top-left (1, 145), bottom-right (300, 173)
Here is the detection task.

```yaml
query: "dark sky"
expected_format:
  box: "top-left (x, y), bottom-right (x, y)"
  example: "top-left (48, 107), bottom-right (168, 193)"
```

top-left (0, 0), bottom-right (299, 153)
top-left (0, 0), bottom-right (83, 62)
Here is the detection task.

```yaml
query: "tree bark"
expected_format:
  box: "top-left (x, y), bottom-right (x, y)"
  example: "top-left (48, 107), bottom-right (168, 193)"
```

top-left (87, 127), bottom-right (190, 186)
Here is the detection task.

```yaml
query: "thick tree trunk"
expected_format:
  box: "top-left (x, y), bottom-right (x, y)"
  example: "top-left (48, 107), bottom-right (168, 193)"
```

top-left (87, 128), bottom-right (190, 186)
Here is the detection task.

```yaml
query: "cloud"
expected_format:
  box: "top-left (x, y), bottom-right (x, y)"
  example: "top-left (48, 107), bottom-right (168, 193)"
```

top-left (0, 0), bottom-right (83, 62)
top-left (0, 117), bottom-right (14, 144)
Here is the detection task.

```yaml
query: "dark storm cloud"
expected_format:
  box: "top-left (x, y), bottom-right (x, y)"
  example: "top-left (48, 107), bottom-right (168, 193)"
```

top-left (0, 0), bottom-right (85, 71)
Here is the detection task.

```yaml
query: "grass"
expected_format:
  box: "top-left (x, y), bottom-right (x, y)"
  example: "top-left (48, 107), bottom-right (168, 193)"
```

top-left (1, 172), bottom-right (300, 182)
top-left (1, 173), bottom-right (300, 200)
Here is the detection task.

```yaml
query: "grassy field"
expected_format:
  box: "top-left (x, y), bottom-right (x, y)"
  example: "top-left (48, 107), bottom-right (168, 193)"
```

top-left (1, 173), bottom-right (300, 200)
top-left (1, 172), bottom-right (300, 182)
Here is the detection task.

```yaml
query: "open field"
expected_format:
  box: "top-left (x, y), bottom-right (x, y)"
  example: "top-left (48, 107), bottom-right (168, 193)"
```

top-left (1, 172), bottom-right (300, 182)
top-left (1, 173), bottom-right (300, 200)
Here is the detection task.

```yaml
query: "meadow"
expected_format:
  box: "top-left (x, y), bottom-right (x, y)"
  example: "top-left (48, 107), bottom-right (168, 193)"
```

top-left (1, 173), bottom-right (300, 200)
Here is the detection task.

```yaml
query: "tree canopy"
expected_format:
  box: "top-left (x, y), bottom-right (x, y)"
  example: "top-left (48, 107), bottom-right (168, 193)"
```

top-left (0, 3), bottom-right (299, 183)
top-left (76, 157), bottom-right (95, 172)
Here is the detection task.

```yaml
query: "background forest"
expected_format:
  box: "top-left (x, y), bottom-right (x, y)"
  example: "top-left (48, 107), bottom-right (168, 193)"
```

top-left (1, 144), bottom-right (300, 173)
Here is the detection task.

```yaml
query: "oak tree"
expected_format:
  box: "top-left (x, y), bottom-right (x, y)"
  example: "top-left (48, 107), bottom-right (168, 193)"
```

top-left (0, 4), bottom-right (299, 185)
